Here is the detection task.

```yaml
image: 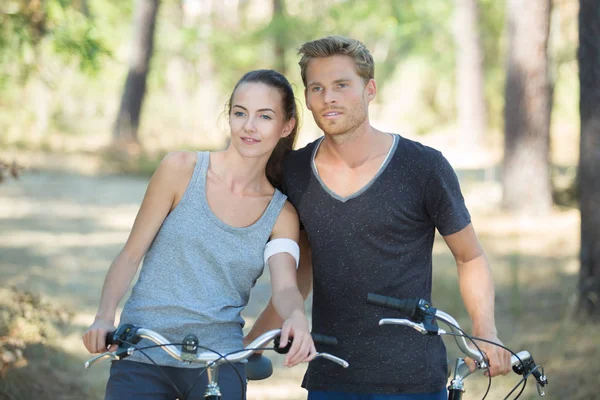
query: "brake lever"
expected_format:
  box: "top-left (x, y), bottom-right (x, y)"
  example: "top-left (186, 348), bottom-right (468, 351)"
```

top-left (315, 352), bottom-right (349, 368)
top-left (84, 351), bottom-right (119, 369)
top-left (537, 382), bottom-right (546, 397)
top-left (378, 318), bottom-right (446, 336)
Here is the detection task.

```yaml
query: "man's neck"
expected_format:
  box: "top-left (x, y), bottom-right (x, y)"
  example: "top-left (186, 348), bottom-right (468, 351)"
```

top-left (319, 125), bottom-right (391, 169)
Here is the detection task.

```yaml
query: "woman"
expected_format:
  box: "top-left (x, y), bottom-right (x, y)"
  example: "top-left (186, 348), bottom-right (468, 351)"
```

top-left (83, 69), bottom-right (315, 399)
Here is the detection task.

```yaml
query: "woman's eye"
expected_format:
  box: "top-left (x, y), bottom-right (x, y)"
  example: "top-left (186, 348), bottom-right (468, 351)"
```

top-left (260, 115), bottom-right (272, 120)
top-left (234, 111), bottom-right (245, 117)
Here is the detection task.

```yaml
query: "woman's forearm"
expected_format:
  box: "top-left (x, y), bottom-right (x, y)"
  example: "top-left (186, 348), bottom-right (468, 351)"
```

top-left (272, 287), bottom-right (306, 321)
top-left (94, 251), bottom-right (141, 323)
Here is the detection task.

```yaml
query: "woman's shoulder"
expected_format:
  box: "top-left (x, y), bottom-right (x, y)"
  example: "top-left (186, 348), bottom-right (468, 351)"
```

top-left (159, 151), bottom-right (198, 174)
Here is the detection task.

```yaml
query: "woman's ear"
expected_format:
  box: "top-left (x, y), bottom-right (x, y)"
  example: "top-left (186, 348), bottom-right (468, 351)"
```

top-left (281, 117), bottom-right (296, 138)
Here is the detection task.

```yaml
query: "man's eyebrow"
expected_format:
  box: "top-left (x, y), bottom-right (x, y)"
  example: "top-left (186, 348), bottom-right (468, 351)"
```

top-left (307, 78), bottom-right (351, 87)
top-left (232, 104), bottom-right (276, 113)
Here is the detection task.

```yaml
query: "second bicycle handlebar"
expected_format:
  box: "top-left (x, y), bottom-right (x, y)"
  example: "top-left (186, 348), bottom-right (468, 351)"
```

top-left (367, 292), bottom-right (549, 393)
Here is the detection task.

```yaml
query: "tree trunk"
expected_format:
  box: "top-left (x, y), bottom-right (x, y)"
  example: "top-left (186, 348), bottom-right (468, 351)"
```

top-left (112, 0), bottom-right (160, 147)
top-left (577, 0), bottom-right (600, 320)
top-left (272, 0), bottom-right (286, 75)
top-left (502, 0), bottom-right (552, 214)
top-left (454, 0), bottom-right (486, 150)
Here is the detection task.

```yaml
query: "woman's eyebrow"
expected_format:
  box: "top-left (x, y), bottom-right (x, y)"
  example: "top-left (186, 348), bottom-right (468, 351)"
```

top-left (233, 104), bottom-right (276, 113)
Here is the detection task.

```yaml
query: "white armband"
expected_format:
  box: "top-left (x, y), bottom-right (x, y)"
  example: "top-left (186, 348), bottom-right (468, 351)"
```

top-left (264, 238), bottom-right (300, 269)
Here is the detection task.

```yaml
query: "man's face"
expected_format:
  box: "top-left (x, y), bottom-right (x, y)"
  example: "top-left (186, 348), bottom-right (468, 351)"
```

top-left (304, 55), bottom-right (376, 137)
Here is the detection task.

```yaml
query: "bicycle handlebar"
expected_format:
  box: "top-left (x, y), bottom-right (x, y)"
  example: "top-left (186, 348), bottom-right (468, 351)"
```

top-left (85, 326), bottom-right (349, 371)
top-left (367, 293), bottom-right (549, 393)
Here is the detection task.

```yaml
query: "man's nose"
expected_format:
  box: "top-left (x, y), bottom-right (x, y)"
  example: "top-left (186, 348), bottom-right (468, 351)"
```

top-left (323, 89), bottom-right (337, 105)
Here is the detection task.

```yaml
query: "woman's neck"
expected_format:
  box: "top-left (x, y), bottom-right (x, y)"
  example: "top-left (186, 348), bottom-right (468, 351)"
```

top-left (210, 150), bottom-right (271, 195)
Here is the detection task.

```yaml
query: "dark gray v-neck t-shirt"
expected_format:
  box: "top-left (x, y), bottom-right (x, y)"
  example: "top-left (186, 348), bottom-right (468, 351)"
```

top-left (282, 134), bottom-right (471, 394)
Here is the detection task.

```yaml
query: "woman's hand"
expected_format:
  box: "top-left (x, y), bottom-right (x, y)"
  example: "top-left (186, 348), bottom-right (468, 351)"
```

top-left (83, 319), bottom-right (116, 354)
top-left (279, 311), bottom-right (316, 367)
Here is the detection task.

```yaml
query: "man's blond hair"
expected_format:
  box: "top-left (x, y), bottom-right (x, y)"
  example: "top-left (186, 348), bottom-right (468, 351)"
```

top-left (298, 35), bottom-right (374, 87)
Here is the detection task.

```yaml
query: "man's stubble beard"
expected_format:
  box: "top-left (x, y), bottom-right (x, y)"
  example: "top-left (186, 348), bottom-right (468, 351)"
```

top-left (314, 108), bottom-right (368, 141)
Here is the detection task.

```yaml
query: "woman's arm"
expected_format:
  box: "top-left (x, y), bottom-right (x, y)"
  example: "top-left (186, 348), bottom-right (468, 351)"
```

top-left (267, 201), bottom-right (316, 367)
top-left (244, 230), bottom-right (312, 345)
top-left (83, 152), bottom-right (196, 353)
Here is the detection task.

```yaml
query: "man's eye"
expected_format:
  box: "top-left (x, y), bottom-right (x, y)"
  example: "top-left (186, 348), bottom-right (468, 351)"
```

top-left (311, 87), bottom-right (322, 92)
top-left (338, 83), bottom-right (348, 88)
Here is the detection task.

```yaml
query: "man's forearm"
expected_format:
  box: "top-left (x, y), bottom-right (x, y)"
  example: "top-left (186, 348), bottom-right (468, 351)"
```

top-left (245, 300), bottom-right (283, 344)
top-left (457, 253), bottom-right (497, 336)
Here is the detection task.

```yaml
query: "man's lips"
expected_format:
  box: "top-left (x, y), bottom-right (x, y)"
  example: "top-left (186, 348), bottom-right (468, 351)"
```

top-left (323, 110), bottom-right (344, 119)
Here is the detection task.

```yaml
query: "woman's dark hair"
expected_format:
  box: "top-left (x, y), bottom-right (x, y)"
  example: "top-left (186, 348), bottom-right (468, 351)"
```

top-left (227, 69), bottom-right (299, 190)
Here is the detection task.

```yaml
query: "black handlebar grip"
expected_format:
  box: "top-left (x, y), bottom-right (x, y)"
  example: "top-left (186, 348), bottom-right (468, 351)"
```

top-left (274, 332), bottom-right (339, 354)
top-left (367, 293), bottom-right (421, 320)
top-left (311, 333), bottom-right (338, 346)
top-left (105, 331), bottom-right (117, 346)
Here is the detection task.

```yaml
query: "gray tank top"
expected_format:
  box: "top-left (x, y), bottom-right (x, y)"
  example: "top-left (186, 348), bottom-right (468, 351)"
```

top-left (119, 151), bottom-right (287, 367)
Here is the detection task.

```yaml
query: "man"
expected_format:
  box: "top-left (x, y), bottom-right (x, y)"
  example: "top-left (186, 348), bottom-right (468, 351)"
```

top-left (246, 35), bottom-right (511, 399)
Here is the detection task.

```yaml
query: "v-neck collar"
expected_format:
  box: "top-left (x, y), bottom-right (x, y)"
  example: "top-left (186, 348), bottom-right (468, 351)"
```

top-left (310, 134), bottom-right (399, 203)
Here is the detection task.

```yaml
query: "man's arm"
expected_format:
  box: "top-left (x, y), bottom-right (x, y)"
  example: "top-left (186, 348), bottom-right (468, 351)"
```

top-left (244, 231), bottom-right (313, 345)
top-left (443, 223), bottom-right (512, 377)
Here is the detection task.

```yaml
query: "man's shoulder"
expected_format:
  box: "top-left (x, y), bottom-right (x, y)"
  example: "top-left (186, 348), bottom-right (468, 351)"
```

top-left (394, 134), bottom-right (442, 160)
top-left (391, 134), bottom-right (446, 171)
top-left (284, 137), bottom-right (321, 168)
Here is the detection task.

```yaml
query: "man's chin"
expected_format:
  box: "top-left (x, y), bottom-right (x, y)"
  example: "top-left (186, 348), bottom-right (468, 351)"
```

top-left (316, 121), bottom-right (347, 136)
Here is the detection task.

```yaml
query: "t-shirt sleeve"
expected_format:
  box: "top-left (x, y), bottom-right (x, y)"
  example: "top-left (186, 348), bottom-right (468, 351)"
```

top-left (281, 153), bottom-right (305, 231)
top-left (424, 152), bottom-right (471, 236)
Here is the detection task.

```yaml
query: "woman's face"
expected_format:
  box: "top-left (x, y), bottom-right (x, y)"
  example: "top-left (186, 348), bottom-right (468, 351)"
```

top-left (229, 82), bottom-right (295, 159)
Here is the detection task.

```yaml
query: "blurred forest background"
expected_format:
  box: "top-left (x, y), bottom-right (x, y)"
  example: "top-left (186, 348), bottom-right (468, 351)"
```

top-left (1, 0), bottom-right (599, 399)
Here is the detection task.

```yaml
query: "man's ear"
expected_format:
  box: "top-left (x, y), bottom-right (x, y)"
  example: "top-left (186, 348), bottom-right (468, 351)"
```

top-left (304, 88), bottom-right (312, 111)
top-left (281, 117), bottom-right (296, 138)
top-left (366, 79), bottom-right (377, 102)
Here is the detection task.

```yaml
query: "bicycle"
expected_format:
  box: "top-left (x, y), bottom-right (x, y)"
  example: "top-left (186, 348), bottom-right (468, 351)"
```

top-left (84, 323), bottom-right (349, 400)
top-left (367, 293), bottom-right (549, 400)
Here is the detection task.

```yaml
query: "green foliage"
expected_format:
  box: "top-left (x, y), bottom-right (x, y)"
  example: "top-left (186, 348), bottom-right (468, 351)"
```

top-left (479, 0), bottom-right (507, 130)
top-left (0, 0), bottom-right (111, 88)
top-left (0, 0), bottom-right (579, 151)
top-left (50, 3), bottom-right (110, 73)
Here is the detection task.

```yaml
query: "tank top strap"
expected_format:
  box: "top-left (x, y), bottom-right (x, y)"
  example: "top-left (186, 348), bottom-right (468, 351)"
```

top-left (259, 189), bottom-right (288, 236)
top-left (173, 151), bottom-right (207, 207)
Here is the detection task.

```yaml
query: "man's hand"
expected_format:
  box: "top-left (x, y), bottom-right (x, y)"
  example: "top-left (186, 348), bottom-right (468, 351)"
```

top-left (465, 333), bottom-right (512, 377)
